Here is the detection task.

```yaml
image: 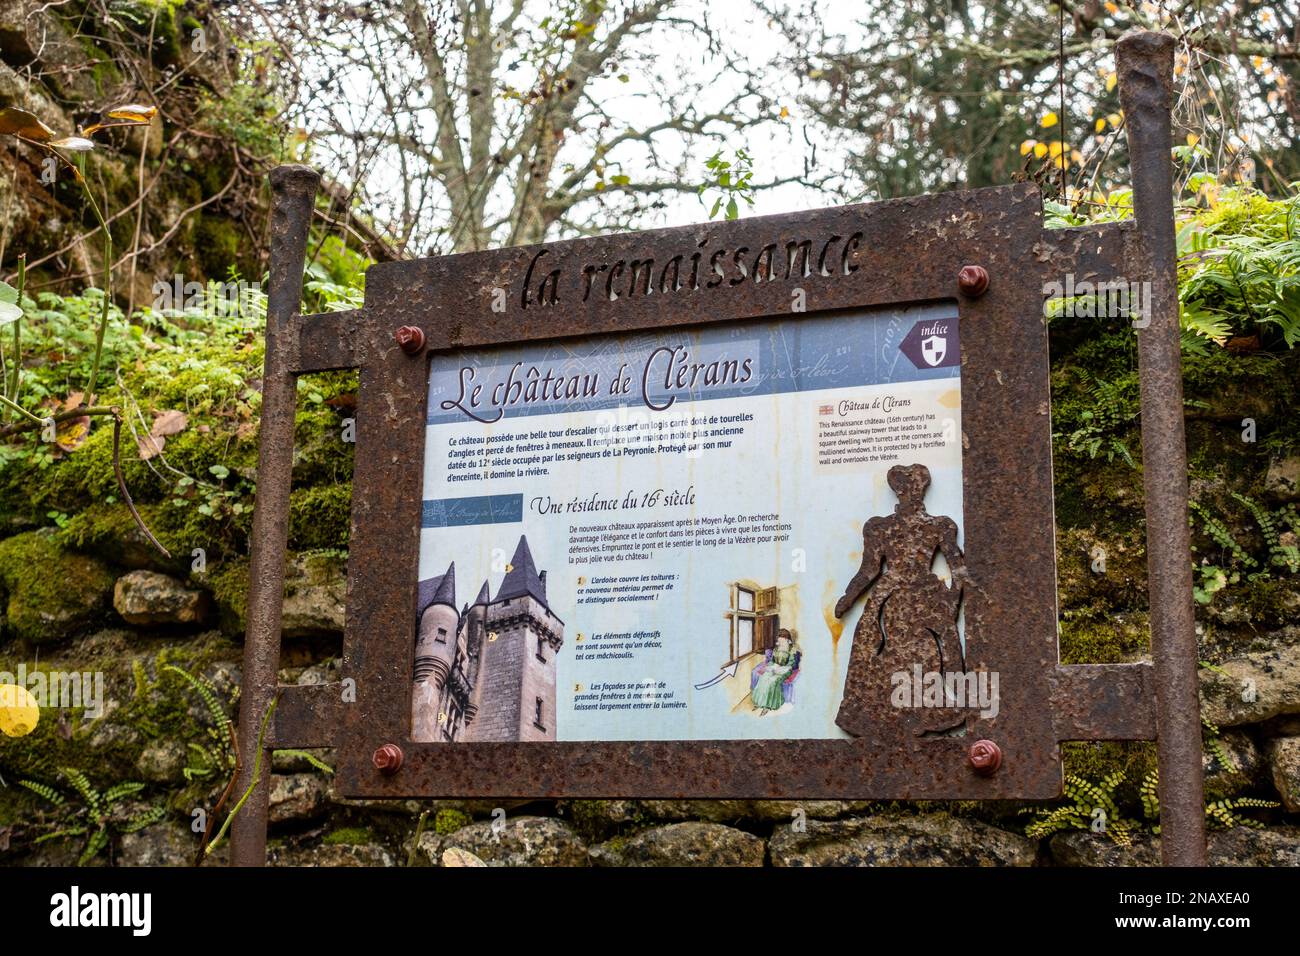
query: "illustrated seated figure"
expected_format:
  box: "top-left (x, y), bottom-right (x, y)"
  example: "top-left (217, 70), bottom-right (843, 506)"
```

top-left (750, 630), bottom-right (800, 714)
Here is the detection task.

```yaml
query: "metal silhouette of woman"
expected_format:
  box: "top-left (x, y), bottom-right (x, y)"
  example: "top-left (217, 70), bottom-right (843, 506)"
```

top-left (833, 463), bottom-right (968, 737)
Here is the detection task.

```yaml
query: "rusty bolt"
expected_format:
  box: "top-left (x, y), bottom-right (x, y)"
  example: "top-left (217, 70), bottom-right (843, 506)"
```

top-left (372, 743), bottom-right (404, 775)
top-left (395, 325), bottom-right (426, 355)
top-left (957, 264), bottom-right (989, 298)
top-left (968, 739), bottom-right (1002, 776)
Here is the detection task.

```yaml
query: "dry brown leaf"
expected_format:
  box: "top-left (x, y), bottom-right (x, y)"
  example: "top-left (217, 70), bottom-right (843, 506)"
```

top-left (0, 107), bottom-right (55, 141)
top-left (441, 847), bottom-right (486, 867)
top-left (138, 433), bottom-right (165, 461)
top-left (151, 409), bottom-right (188, 438)
top-left (55, 415), bottom-right (91, 454)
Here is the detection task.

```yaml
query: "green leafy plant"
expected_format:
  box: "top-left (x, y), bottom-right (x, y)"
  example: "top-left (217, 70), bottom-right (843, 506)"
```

top-left (1025, 765), bottom-right (1278, 848)
top-left (699, 148), bottom-right (756, 220)
top-left (1189, 496), bottom-right (1299, 603)
top-left (164, 663), bottom-right (333, 780)
top-left (19, 769), bottom-right (164, 865)
top-left (1058, 369), bottom-right (1140, 466)
top-left (1178, 187), bottom-right (1300, 351)
top-left (1022, 771), bottom-right (1140, 847)
top-left (0, 102), bottom-right (169, 556)
top-left (163, 664), bottom-right (237, 781)
top-left (1140, 769), bottom-right (1278, 833)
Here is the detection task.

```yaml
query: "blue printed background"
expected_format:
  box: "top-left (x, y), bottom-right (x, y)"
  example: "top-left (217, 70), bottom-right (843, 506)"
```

top-left (427, 302), bottom-right (959, 426)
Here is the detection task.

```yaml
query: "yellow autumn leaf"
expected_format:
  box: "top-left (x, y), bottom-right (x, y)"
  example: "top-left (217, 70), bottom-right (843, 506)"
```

top-left (1108, 112), bottom-right (1122, 127)
top-left (1020, 139), bottom-right (1036, 155)
top-left (0, 683), bottom-right (39, 737)
top-left (1071, 149), bottom-right (1084, 165)
top-left (1049, 140), bottom-right (1065, 158)
top-left (1054, 154), bottom-right (1070, 170)
top-left (1034, 142), bottom-right (1048, 158)
top-left (1251, 56), bottom-right (1264, 69)
top-left (1104, 0), bottom-right (1119, 11)
top-left (1186, 133), bottom-right (1200, 148)
top-left (1095, 118), bottom-right (1106, 133)
top-left (1106, 72), bottom-right (1118, 92)
top-left (0, 106), bottom-right (55, 141)
top-left (1040, 111), bottom-right (1058, 128)
top-left (107, 104), bottom-right (158, 124)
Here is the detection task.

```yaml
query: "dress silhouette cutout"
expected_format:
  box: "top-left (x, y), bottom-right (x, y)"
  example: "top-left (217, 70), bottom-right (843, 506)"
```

top-left (833, 463), bottom-right (969, 737)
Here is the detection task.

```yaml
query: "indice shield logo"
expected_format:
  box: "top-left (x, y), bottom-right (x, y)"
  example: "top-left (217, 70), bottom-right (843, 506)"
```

top-left (921, 334), bottom-right (947, 367)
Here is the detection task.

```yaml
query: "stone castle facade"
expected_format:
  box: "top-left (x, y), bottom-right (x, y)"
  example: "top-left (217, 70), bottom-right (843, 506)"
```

top-left (412, 535), bottom-right (564, 742)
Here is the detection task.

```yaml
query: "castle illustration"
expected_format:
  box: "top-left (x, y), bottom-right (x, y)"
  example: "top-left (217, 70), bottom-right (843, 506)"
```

top-left (412, 535), bottom-right (564, 743)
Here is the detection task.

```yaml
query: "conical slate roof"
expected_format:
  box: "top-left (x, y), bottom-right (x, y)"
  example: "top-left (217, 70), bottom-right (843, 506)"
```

top-left (416, 562), bottom-right (456, 618)
top-left (474, 580), bottom-right (490, 606)
top-left (494, 536), bottom-right (549, 609)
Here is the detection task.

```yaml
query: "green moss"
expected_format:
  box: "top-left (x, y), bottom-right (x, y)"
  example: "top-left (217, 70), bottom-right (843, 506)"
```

top-left (1055, 527), bottom-right (1148, 621)
top-left (433, 808), bottom-right (472, 835)
top-left (194, 217), bottom-right (243, 279)
top-left (602, 835), bottom-right (627, 853)
top-left (1061, 741), bottom-right (1158, 808)
top-left (0, 631), bottom-right (240, 829)
top-left (58, 503), bottom-right (191, 570)
top-left (1059, 615), bottom-right (1149, 664)
top-left (207, 557), bottom-right (249, 636)
top-left (289, 484), bottom-right (352, 552)
top-left (0, 530), bottom-right (115, 644)
top-left (322, 827), bottom-right (373, 846)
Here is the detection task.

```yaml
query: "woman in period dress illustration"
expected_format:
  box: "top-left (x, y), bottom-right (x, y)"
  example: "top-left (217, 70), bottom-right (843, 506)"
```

top-left (751, 631), bottom-right (798, 715)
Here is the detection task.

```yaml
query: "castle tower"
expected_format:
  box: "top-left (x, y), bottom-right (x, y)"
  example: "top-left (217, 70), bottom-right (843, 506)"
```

top-left (461, 580), bottom-right (491, 727)
top-left (465, 536), bottom-right (564, 742)
top-left (411, 562), bottom-right (458, 742)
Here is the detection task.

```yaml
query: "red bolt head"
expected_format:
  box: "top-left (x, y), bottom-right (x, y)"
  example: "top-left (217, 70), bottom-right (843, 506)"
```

top-left (395, 325), bottom-right (426, 355)
top-left (968, 739), bottom-right (1002, 776)
top-left (957, 264), bottom-right (990, 298)
top-left (372, 743), bottom-right (404, 775)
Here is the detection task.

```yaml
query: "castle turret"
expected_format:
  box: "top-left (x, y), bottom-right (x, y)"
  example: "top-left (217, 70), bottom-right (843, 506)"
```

top-left (464, 536), bottom-right (564, 743)
top-left (411, 563), bottom-right (458, 742)
top-left (462, 580), bottom-right (491, 724)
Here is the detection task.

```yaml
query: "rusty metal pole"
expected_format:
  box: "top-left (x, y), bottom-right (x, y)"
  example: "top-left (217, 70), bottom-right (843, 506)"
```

top-left (1116, 31), bottom-right (1207, 865)
top-left (230, 165), bottom-right (320, 866)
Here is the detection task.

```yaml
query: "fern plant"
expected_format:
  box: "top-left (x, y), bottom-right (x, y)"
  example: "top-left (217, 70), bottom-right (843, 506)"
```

top-left (163, 664), bottom-right (236, 781)
top-left (164, 663), bottom-right (334, 781)
top-left (1140, 769), bottom-right (1278, 833)
top-left (1189, 496), bottom-right (1299, 603)
top-left (20, 769), bottom-right (164, 865)
top-left (1022, 771), bottom-right (1140, 847)
top-left (1060, 370), bottom-right (1140, 466)
top-left (1179, 188), bottom-right (1300, 351)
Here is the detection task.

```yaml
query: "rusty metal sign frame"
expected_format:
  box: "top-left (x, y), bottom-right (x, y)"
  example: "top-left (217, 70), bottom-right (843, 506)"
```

top-left (232, 31), bottom-right (1206, 866)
